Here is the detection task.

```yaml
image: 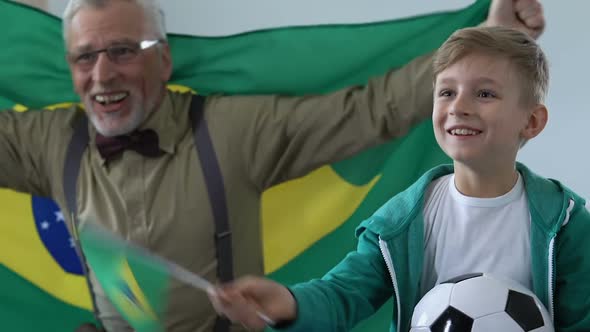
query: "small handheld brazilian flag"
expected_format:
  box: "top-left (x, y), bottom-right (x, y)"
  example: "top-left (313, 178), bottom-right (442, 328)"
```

top-left (79, 222), bottom-right (216, 332)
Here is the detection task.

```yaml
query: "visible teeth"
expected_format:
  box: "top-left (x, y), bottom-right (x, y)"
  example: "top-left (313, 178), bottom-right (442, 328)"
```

top-left (95, 93), bottom-right (128, 104)
top-left (450, 128), bottom-right (480, 136)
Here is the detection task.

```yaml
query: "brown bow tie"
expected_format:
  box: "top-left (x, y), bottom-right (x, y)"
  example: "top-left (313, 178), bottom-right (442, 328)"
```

top-left (95, 129), bottom-right (163, 161)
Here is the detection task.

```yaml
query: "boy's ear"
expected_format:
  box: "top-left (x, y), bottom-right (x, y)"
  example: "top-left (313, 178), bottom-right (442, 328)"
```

top-left (521, 104), bottom-right (548, 140)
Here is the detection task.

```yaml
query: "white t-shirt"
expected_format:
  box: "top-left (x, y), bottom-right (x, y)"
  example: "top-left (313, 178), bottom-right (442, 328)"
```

top-left (420, 173), bottom-right (532, 296)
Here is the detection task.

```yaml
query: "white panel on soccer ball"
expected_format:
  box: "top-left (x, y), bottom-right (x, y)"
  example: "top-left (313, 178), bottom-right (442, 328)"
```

top-left (412, 283), bottom-right (454, 327)
top-left (449, 274), bottom-right (508, 318)
top-left (530, 298), bottom-right (554, 331)
top-left (408, 327), bottom-right (431, 332)
top-left (472, 312), bottom-right (525, 332)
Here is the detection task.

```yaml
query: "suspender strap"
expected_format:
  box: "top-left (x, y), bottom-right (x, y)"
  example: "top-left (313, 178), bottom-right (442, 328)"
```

top-left (63, 112), bottom-right (103, 326)
top-left (64, 113), bottom-right (88, 224)
top-left (189, 95), bottom-right (234, 332)
top-left (189, 95), bottom-right (234, 282)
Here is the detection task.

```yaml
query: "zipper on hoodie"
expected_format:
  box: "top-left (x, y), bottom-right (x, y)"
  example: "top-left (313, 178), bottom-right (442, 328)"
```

top-left (379, 238), bottom-right (401, 332)
top-left (548, 198), bottom-right (575, 320)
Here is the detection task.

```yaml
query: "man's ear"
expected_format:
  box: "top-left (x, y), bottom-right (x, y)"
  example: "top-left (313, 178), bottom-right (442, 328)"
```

top-left (521, 104), bottom-right (548, 140)
top-left (159, 42), bottom-right (173, 82)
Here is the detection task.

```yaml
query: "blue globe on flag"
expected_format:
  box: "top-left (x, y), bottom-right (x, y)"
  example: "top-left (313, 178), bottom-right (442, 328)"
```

top-left (31, 196), bottom-right (84, 275)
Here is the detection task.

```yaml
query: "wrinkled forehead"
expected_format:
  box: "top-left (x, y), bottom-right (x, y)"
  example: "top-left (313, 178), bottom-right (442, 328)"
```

top-left (66, 2), bottom-right (148, 51)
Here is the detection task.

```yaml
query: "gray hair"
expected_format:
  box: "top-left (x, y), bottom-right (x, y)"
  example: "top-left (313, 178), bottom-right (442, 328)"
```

top-left (62, 0), bottom-right (167, 45)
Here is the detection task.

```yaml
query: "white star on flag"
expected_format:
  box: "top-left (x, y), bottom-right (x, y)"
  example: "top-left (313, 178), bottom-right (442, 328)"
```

top-left (40, 221), bottom-right (50, 230)
top-left (54, 211), bottom-right (65, 222)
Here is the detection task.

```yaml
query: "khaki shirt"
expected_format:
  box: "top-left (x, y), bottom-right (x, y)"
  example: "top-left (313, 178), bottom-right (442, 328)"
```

top-left (0, 52), bottom-right (433, 332)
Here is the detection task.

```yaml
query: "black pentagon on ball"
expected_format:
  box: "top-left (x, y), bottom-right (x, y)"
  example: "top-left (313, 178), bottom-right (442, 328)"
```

top-left (505, 290), bottom-right (545, 331)
top-left (430, 306), bottom-right (474, 332)
top-left (441, 272), bottom-right (484, 284)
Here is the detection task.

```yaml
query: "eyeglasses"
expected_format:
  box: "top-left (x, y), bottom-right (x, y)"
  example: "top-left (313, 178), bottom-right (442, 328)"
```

top-left (67, 39), bottom-right (164, 70)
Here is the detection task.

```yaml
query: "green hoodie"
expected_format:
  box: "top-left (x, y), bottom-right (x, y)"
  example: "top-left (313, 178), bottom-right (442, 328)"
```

top-left (282, 163), bottom-right (590, 332)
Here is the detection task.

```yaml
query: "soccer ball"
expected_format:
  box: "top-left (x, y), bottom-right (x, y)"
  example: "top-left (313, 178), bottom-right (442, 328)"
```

top-left (410, 273), bottom-right (554, 332)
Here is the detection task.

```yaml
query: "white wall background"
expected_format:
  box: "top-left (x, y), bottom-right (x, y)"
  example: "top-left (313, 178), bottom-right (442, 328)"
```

top-left (35, 0), bottom-right (472, 36)
top-left (23, 0), bottom-right (590, 200)
top-left (517, 2), bottom-right (590, 202)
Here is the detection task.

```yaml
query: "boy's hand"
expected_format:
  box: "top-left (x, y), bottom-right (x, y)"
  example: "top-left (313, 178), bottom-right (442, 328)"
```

top-left (485, 0), bottom-right (545, 39)
top-left (208, 276), bottom-right (297, 330)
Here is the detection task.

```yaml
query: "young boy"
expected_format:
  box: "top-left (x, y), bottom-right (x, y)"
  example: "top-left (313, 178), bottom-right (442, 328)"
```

top-left (210, 26), bottom-right (590, 332)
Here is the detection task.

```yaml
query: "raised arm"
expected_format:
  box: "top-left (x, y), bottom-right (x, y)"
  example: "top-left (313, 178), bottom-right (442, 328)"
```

top-left (0, 108), bottom-right (75, 197)
top-left (208, 51), bottom-right (434, 190)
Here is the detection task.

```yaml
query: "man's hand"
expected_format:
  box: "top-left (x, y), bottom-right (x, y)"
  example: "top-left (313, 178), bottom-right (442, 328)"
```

top-left (485, 0), bottom-right (545, 39)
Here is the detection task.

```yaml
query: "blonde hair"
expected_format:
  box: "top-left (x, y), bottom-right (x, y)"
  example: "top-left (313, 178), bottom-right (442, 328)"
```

top-left (433, 26), bottom-right (548, 106)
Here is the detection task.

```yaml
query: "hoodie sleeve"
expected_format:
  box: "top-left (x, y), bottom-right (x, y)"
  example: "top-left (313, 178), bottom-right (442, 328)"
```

top-left (554, 199), bottom-right (590, 331)
top-left (276, 229), bottom-right (394, 332)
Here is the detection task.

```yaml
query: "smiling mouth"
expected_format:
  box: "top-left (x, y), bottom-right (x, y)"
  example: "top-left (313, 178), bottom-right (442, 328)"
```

top-left (447, 128), bottom-right (482, 136)
top-left (94, 92), bottom-right (129, 106)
